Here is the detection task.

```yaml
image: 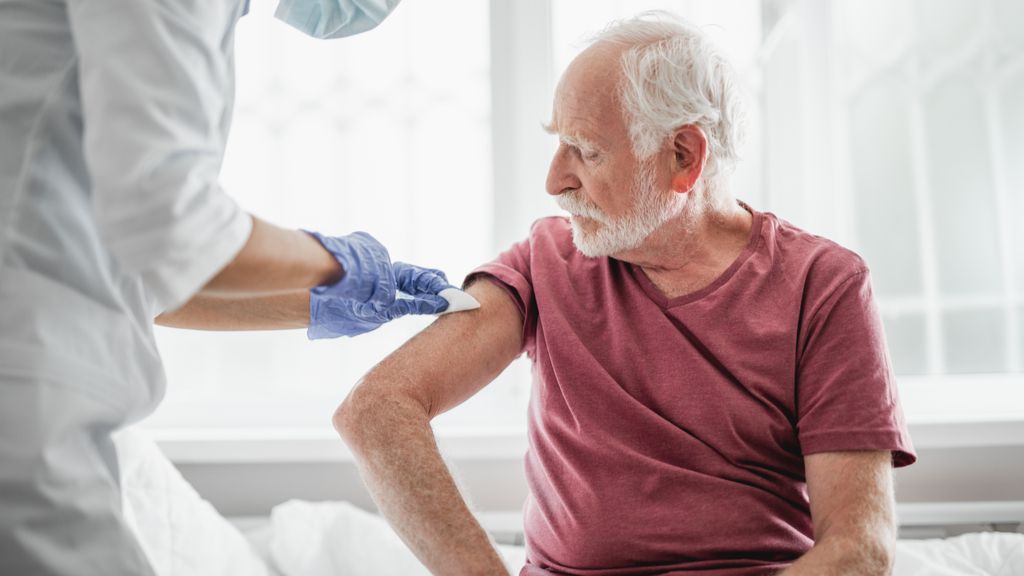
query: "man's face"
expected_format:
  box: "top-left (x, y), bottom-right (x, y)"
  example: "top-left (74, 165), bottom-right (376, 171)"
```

top-left (545, 42), bottom-right (685, 258)
top-left (557, 157), bottom-right (688, 258)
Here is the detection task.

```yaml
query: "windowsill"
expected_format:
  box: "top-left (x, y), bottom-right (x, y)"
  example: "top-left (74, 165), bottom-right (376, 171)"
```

top-left (150, 374), bottom-right (1024, 464)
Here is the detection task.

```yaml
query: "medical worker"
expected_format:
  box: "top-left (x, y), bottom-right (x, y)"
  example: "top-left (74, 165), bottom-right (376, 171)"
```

top-left (0, 0), bottom-right (446, 573)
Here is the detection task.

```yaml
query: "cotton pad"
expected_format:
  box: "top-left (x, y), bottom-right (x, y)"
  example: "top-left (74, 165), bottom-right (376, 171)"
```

top-left (437, 287), bottom-right (481, 315)
top-left (396, 287), bottom-right (481, 315)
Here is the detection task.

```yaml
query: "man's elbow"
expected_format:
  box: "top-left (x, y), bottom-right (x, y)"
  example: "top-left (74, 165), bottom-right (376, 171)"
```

top-left (827, 532), bottom-right (895, 576)
top-left (868, 533), bottom-right (896, 576)
top-left (867, 510), bottom-right (899, 575)
top-left (332, 379), bottom-right (376, 446)
top-left (332, 375), bottom-right (430, 450)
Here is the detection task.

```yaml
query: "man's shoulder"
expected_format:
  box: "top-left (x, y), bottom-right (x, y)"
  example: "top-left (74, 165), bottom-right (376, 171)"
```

top-left (764, 211), bottom-right (869, 281)
top-left (523, 215), bottom-right (582, 260)
top-left (474, 216), bottom-right (578, 281)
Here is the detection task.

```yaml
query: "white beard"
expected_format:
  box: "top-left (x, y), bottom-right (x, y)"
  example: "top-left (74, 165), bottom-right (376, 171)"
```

top-left (557, 161), bottom-right (688, 258)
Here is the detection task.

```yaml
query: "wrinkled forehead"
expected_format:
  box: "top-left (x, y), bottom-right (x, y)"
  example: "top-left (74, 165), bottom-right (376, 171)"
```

top-left (551, 42), bottom-right (628, 135)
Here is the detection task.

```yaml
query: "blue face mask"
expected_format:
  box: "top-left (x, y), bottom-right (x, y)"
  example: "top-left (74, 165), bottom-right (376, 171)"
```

top-left (274, 0), bottom-right (402, 39)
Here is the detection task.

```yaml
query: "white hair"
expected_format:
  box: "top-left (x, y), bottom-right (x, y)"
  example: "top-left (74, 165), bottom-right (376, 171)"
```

top-left (587, 11), bottom-right (746, 200)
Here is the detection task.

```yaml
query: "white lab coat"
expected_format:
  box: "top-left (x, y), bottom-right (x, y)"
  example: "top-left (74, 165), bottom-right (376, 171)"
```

top-left (0, 0), bottom-right (252, 573)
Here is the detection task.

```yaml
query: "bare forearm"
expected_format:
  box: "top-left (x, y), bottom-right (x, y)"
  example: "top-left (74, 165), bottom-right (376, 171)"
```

top-left (157, 215), bottom-right (337, 328)
top-left (203, 215), bottom-right (342, 296)
top-left (335, 386), bottom-right (510, 576)
top-left (332, 280), bottom-right (523, 574)
top-left (789, 451), bottom-right (897, 575)
top-left (155, 291), bottom-right (309, 330)
top-left (778, 536), bottom-right (892, 576)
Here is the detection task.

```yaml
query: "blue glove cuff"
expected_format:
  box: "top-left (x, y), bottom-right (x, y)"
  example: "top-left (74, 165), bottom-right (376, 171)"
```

top-left (305, 230), bottom-right (394, 302)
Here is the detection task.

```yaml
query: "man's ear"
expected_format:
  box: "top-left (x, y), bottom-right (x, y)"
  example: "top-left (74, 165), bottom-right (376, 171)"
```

top-left (671, 124), bottom-right (708, 193)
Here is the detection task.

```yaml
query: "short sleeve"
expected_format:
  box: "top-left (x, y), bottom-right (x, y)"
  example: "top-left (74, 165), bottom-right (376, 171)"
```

top-left (796, 270), bottom-right (916, 467)
top-left (69, 0), bottom-right (252, 314)
top-left (464, 232), bottom-right (538, 357)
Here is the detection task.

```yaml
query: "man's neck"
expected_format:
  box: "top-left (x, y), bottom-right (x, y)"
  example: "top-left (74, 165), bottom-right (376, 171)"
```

top-left (614, 196), bottom-right (753, 299)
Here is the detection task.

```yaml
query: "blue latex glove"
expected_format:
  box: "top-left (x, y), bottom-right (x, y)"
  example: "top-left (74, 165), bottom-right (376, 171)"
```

top-left (305, 231), bottom-right (450, 339)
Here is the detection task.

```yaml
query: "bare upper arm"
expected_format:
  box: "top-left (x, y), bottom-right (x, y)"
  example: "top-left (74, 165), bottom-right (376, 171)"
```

top-left (804, 450), bottom-right (897, 544)
top-left (346, 277), bottom-right (525, 419)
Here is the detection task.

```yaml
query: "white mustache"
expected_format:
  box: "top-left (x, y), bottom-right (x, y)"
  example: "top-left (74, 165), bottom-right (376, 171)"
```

top-left (556, 192), bottom-right (610, 224)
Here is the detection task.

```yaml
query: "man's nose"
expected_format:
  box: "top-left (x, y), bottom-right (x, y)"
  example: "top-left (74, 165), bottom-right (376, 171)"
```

top-left (546, 145), bottom-right (581, 197)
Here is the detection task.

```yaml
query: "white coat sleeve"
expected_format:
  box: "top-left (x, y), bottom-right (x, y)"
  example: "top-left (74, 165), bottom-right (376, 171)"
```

top-left (67, 0), bottom-right (253, 314)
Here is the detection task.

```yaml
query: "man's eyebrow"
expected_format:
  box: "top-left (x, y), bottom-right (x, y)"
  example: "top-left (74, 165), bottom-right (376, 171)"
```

top-left (542, 122), bottom-right (599, 154)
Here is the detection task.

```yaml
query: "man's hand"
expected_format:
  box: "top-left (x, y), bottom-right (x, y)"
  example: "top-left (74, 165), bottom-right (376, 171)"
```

top-left (779, 450), bottom-right (897, 575)
top-left (334, 278), bottom-right (523, 575)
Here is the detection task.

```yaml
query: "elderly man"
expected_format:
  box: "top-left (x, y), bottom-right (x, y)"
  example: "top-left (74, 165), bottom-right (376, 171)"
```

top-left (335, 13), bottom-right (916, 576)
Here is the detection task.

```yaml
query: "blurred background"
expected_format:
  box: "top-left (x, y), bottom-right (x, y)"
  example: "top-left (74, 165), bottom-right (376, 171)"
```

top-left (144, 0), bottom-right (1024, 448)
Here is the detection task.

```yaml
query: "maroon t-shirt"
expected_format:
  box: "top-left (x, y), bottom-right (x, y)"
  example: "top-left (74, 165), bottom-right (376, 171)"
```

top-left (467, 205), bottom-right (916, 576)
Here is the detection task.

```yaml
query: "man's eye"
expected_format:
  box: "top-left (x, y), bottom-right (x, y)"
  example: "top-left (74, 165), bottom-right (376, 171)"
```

top-left (582, 151), bottom-right (600, 162)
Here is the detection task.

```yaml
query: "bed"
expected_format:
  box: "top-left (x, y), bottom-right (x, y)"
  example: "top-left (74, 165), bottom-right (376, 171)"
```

top-left (114, 428), bottom-right (1024, 576)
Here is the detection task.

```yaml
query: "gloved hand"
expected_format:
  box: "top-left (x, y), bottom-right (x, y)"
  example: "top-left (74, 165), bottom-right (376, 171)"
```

top-left (305, 231), bottom-right (451, 339)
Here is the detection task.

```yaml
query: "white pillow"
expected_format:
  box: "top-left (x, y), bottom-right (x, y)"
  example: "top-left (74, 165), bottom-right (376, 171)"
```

top-left (894, 532), bottom-right (1024, 576)
top-left (268, 499), bottom-right (525, 576)
top-left (114, 427), bottom-right (270, 576)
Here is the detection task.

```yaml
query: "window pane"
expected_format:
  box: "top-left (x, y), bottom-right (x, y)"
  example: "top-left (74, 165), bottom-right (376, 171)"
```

top-left (914, 0), bottom-right (981, 73)
top-left (925, 63), bottom-right (1002, 297)
top-left (994, 0), bottom-right (1024, 54)
top-left (850, 69), bottom-right (922, 298)
top-left (883, 313), bottom-right (929, 375)
top-left (942, 308), bottom-right (1007, 374)
top-left (836, 0), bottom-right (912, 68)
top-left (999, 67), bottom-right (1024, 293)
top-left (761, 28), bottom-right (805, 222)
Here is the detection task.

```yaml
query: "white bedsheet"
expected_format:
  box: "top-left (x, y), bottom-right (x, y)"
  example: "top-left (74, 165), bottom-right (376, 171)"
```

top-left (894, 534), bottom-right (1024, 576)
top-left (114, 427), bottom-right (1023, 576)
top-left (115, 428), bottom-right (270, 576)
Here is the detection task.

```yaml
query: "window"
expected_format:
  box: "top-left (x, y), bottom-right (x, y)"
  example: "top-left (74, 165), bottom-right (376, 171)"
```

top-left (146, 0), bottom-right (1023, 441)
top-left (760, 0), bottom-right (1024, 381)
top-left (147, 0), bottom-right (510, 431)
